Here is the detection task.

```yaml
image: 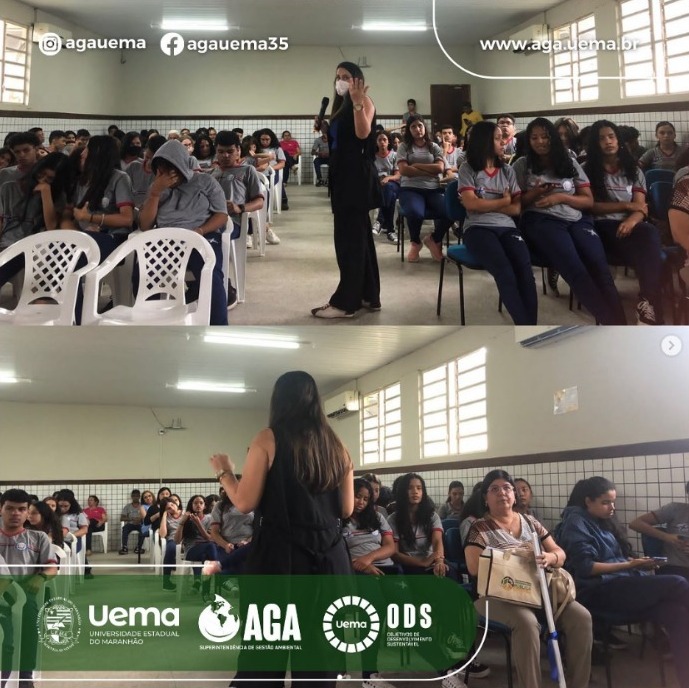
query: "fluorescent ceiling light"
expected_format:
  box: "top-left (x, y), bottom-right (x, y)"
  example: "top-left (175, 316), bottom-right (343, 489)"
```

top-left (203, 332), bottom-right (301, 350)
top-left (359, 23), bottom-right (428, 31)
top-left (160, 20), bottom-right (230, 31)
top-left (169, 381), bottom-right (256, 394)
top-left (0, 375), bottom-right (19, 384)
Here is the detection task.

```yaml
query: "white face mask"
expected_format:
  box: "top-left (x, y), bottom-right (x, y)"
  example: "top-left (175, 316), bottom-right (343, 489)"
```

top-left (335, 80), bottom-right (350, 97)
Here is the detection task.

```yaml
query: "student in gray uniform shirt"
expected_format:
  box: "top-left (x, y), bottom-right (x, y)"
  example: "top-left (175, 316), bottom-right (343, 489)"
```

top-left (126, 134), bottom-right (166, 210)
top-left (0, 132), bottom-right (41, 190)
top-left (0, 489), bottom-right (58, 688)
top-left (139, 139), bottom-right (229, 325)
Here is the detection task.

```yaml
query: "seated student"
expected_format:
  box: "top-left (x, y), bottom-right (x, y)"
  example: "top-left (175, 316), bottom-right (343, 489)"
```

top-left (0, 147), bottom-right (15, 169)
top-left (279, 130), bottom-right (301, 185)
top-left (553, 116), bottom-right (581, 160)
top-left (440, 125), bottom-right (465, 180)
top-left (402, 98), bottom-right (418, 125)
top-left (0, 489), bottom-right (58, 688)
top-left (120, 489), bottom-right (144, 554)
top-left (208, 127), bottom-right (217, 144)
top-left (618, 125), bottom-right (646, 162)
top-left (396, 115), bottom-right (452, 263)
top-left (458, 483), bottom-right (484, 545)
top-left (670, 154), bottom-right (689, 281)
top-left (75, 129), bottom-right (90, 148)
top-left (514, 478), bottom-right (540, 520)
top-left (138, 139), bottom-right (229, 325)
top-left (126, 134), bottom-right (166, 210)
top-left (0, 132), bottom-right (41, 187)
top-left (372, 131), bottom-right (400, 243)
top-left (388, 131), bottom-right (402, 153)
top-left (203, 488), bottom-right (254, 575)
top-left (167, 130), bottom-right (181, 141)
top-left (459, 102), bottom-right (482, 138)
top-left (174, 495), bottom-right (217, 593)
top-left (27, 500), bottom-right (64, 547)
top-left (558, 476), bottom-right (689, 688)
top-left (255, 128), bottom-right (289, 210)
top-left (311, 122), bottom-right (330, 186)
top-left (158, 497), bottom-right (183, 591)
top-left (64, 131), bottom-right (77, 152)
top-left (497, 114), bottom-right (518, 160)
top-left (120, 131), bottom-right (143, 169)
top-left (56, 489), bottom-right (92, 578)
top-left (204, 494), bottom-right (219, 515)
top-left (60, 135), bottom-right (134, 263)
top-left (138, 489), bottom-right (155, 549)
top-left (639, 121), bottom-right (686, 171)
top-left (438, 481), bottom-right (465, 521)
top-left (83, 494), bottom-right (107, 555)
top-left (0, 153), bottom-right (66, 290)
top-left (143, 486), bottom-right (172, 534)
top-left (27, 127), bottom-right (44, 145)
top-left (459, 120), bottom-right (537, 324)
top-left (629, 480), bottom-right (689, 582)
top-left (47, 130), bottom-right (67, 155)
top-left (211, 129), bottom-right (267, 288)
top-left (193, 134), bottom-right (216, 172)
top-left (361, 473), bottom-right (388, 517)
top-left (584, 119), bottom-right (664, 325)
top-left (513, 117), bottom-right (626, 325)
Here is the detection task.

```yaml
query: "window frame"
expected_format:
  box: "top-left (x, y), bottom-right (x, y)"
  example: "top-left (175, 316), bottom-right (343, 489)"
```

top-left (360, 382), bottom-right (402, 466)
top-left (0, 19), bottom-right (30, 106)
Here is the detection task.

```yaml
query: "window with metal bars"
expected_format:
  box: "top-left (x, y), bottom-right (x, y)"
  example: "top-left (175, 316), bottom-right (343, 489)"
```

top-left (420, 347), bottom-right (487, 459)
top-left (551, 14), bottom-right (599, 104)
top-left (360, 382), bottom-right (402, 466)
top-left (0, 20), bottom-right (29, 105)
top-left (618, 0), bottom-right (689, 97)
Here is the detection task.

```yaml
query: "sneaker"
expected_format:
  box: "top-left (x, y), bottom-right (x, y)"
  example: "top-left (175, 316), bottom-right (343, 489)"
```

top-left (362, 674), bottom-right (396, 688)
top-left (423, 235), bottom-right (444, 262)
top-left (119, 547), bottom-right (128, 555)
top-left (246, 233), bottom-right (254, 249)
top-left (547, 268), bottom-right (560, 296)
top-left (311, 303), bottom-right (356, 319)
top-left (407, 242), bottom-right (421, 263)
top-left (133, 546), bottom-right (142, 554)
top-left (316, 179), bottom-right (323, 187)
top-left (466, 662), bottom-right (491, 679)
top-left (636, 298), bottom-right (656, 325)
top-left (386, 231), bottom-right (398, 243)
top-left (162, 578), bottom-right (177, 592)
top-left (266, 228), bottom-right (281, 245)
top-left (361, 300), bottom-right (382, 311)
top-left (372, 221), bottom-right (382, 235)
top-left (227, 285), bottom-right (238, 311)
top-left (440, 672), bottom-right (467, 688)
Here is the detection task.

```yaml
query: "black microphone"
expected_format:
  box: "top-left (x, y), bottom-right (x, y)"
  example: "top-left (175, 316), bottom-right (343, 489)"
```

top-left (317, 97), bottom-right (329, 127)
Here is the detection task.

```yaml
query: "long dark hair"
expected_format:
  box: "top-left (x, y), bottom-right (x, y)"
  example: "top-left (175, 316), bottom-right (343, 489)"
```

top-left (331, 60), bottom-right (364, 123)
top-left (393, 473), bottom-right (435, 551)
top-left (56, 489), bottom-right (83, 515)
top-left (553, 116), bottom-right (581, 154)
top-left (18, 152), bottom-right (67, 224)
top-left (584, 120), bottom-right (638, 202)
top-left (466, 121), bottom-right (503, 171)
top-left (346, 478), bottom-right (380, 532)
top-left (120, 131), bottom-right (141, 160)
top-left (402, 114), bottom-right (434, 153)
top-left (77, 135), bottom-right (121, 211)
top-left (253, 128), bottom-right (280, 150)
top-left (193, 134), bottom-right (215, 160)
top-left (460, 488), bottom-right (486, 523)
top-left (268, 371), bottom-right (351, 492)
top-left (524, 117), bottom-right (577, 178)
top-left (566, 476), bottom-right (633, 557)
top-left (182, 495), bottom-right (206, 539)
top-left (29, 501), bottom-right (64, 546)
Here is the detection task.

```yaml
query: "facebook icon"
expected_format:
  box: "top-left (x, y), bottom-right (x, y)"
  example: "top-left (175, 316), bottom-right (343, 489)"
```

top-left (160, 32), bottom-right (184, 56)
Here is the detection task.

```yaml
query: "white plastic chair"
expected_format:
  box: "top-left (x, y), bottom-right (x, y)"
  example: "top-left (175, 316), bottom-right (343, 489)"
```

top-left (294, 157), bottom-right (302, 186)
top-left (81, 227), bottom-right (216, 326)
top-left (222, 213), bottom-right (261, 304)
top-left (174, 543), bottom-right (205, 600)
top-left (312, 156), bottom-right (329, 186)
top-left (152, 531), bottom-right (164, 575)
top-left (90, 528), bottom-right (108, 554)
top-left (272, 167), bottom-right (283, 215)
top-left (50, 544), bottom-right (71, 599)
top-left (0, 231), bottom-right (99, 325)
top-left (0, 582), bottom-right (27, 688)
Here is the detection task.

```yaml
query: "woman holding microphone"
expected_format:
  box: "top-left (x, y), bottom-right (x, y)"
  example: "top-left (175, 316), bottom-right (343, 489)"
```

top-left (311, 61), bottom-right (382, 319)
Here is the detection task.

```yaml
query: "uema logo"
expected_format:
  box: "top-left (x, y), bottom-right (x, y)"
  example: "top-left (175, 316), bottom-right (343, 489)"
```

top-left (322, 595), bottom-right (380, 653)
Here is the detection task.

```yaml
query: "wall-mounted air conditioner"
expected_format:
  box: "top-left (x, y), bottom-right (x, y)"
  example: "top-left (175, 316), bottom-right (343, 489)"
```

top-left (516, 326), bottom-right (583, 348)
top-left (32, 22), bottom-right (73, 43)
top-left (324, 391), bottom-right (360, 419)
top-left (509, 23), bottom-right (549, 53)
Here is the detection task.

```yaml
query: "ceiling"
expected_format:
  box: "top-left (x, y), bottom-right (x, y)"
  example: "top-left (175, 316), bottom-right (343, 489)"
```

top-left (0, 326), bottom-right (459, 409)
top-left (25, 0), bottom-right (557, 46)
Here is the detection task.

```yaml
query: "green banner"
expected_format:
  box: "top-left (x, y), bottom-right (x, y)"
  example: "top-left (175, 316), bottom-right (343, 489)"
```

top-left (3, 575), bottom-right (476, 674)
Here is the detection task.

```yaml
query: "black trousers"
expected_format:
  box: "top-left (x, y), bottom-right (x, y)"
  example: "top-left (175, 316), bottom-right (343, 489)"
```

top-left (329, 208), bottom-right (380, 312)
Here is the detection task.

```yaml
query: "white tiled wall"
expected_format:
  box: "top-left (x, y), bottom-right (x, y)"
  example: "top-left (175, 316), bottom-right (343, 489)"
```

top-left (4, 448), bottom-right (687, 553)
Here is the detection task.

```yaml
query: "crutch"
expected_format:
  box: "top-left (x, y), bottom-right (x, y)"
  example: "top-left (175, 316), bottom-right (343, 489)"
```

top-left (532, 532), bottom-right (567, 688)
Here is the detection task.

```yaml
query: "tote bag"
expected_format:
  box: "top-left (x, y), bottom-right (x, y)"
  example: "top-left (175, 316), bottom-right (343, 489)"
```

top-left (477, 547), bottom-right (542, 608)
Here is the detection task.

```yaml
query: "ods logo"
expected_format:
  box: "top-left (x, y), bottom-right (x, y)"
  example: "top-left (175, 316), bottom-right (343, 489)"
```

top-left (322, 596), bottom-right (380, 654)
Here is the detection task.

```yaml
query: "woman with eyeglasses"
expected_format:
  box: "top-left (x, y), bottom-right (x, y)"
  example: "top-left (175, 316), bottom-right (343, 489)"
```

top-left (464, 470), bottom-right (592, 688)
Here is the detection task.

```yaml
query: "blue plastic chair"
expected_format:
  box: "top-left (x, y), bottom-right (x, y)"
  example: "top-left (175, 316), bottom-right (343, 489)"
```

top-left (436, 179), bottom-right (503, 324)
top-left (644, 168), bottom-right (675, 188)
top-left (649, 181), bottom-right (673, 221)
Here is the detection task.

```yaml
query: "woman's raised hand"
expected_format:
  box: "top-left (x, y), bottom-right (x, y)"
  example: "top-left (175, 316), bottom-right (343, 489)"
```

top-left (349, 78), bottom-right (369, 106)
top-left (210, 453), bottom-right (234, 474)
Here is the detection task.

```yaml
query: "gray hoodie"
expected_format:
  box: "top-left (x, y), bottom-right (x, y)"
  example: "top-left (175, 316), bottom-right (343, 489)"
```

top-left (150, 140), bottom-right (227, 230)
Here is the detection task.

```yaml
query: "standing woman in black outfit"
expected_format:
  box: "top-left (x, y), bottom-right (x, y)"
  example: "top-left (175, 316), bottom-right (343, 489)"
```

top-left (210, 370), bottom-right (354, 687)
top-left (311, 61), bottom-right (382, 318)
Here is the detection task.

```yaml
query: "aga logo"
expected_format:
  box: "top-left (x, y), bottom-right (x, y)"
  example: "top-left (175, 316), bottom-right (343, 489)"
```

top-left (198, 595), bottom-right (242, 643)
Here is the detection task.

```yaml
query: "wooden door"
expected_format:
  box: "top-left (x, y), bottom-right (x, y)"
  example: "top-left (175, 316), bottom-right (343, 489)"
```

top-left (430, 85), bottom-right (471, 135)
